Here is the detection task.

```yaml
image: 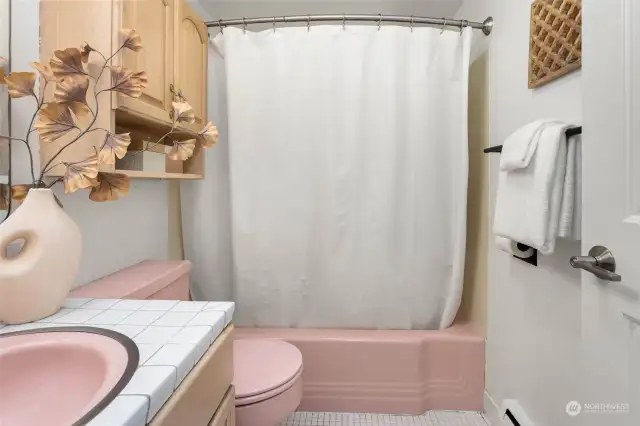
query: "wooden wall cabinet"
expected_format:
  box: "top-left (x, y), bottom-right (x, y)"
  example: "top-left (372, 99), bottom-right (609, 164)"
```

top-left (117, 0), bottom-right (175, 125)
top-left (40, 0), bottom-right (208, 180)
top-left (174, 0), bottom-right (208, 132)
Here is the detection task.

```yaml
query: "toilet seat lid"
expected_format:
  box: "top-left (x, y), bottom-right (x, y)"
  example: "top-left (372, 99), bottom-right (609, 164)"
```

top-left (233, 339), bottom-right (303, 399)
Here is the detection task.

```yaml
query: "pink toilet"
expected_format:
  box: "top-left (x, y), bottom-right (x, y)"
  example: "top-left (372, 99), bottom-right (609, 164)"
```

top-left (71, 260), bottom-right (303, 426)
top-left (234, 339), bottom-right (303, 426)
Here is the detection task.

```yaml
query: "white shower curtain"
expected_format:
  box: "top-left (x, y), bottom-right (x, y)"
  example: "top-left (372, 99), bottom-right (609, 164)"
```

top-left (184, 25), bottom-right (471, 330)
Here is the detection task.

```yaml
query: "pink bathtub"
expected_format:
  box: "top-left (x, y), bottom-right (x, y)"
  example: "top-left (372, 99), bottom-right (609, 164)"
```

top-left (74, 261), bottom-right (484, 415)
top-left (236, 325), bottom-right (484, 414)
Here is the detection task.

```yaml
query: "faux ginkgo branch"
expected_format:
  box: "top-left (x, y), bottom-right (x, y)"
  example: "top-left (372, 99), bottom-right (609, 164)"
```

top-left (0, 29), bottom-right (218, 218)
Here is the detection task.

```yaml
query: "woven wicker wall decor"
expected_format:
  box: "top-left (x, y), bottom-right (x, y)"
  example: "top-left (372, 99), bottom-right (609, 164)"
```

top-left (529, 0), bottom-right (582, 89)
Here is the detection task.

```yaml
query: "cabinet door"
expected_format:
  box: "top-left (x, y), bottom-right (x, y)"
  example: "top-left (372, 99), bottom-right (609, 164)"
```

top-left (40, 0), bottom-right (115, 176)
top-left (174, 0), bottom-right (208, 132)
top-left (118, 0), bottom-right (174, 124)
top-left (208, 387), bottom-right (235, 426)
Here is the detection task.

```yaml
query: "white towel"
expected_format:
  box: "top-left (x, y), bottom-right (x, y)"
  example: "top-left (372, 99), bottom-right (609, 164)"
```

top-left (558, 134), bottom-right (579, 238)
top-left (493, 122), bottom-right (572, 255)
top-left (571, 139), bottom-right (582, 240)
top-left (499, 119), bottom-right (561, 172)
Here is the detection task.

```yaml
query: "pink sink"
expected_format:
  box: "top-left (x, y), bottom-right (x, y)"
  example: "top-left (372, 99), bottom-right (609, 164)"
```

top-left (0, 327), bottom-right (139, 426)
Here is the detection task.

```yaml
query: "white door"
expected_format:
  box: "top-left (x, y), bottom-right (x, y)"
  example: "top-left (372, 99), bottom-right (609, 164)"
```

top-left (581, 0), bottom-right (640, 424)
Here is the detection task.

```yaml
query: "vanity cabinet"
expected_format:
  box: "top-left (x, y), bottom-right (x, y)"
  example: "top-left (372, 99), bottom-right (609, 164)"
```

top-left (208, 387), bottom-right (236, 426)
top-left (150, 325), bottom-right (235, 426)
top-left (39, 0), bottom-right (208, 180)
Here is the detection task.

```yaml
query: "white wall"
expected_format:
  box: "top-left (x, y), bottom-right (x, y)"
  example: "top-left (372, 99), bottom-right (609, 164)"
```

top-left (457, 1), bottom-right (583, 425)
top-left (10, 0), bottom-right (170, 285)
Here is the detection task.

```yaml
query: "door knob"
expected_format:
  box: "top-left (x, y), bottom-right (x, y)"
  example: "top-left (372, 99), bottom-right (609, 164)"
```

top-left (570, 245), bottom-right (622, 282)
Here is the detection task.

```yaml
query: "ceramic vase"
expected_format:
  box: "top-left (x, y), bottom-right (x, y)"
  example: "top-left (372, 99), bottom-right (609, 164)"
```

top-left (0, 188), bottom-right (81, 324)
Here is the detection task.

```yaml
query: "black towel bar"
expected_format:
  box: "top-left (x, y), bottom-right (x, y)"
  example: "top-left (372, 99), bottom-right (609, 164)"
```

top-left (486, 126), bottom-right (582, 266)
top-left (483, 126), bottom-right (582, 154)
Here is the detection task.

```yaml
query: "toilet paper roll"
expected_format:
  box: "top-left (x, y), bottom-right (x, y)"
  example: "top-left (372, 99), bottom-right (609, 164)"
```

top-left (496, 237), bottom-right (535, 258)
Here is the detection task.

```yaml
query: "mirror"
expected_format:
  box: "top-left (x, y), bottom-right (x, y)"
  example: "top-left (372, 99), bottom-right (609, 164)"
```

top-left (0, 0), bottom-right (9, 222)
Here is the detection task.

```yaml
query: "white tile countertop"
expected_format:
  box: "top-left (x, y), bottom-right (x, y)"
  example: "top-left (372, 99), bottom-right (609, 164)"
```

top-left (0, 299), bottom-right (235, 426)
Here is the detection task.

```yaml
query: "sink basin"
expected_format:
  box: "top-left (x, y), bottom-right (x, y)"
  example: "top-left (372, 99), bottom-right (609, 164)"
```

top-left (0, 326), bottom-right (139, 426)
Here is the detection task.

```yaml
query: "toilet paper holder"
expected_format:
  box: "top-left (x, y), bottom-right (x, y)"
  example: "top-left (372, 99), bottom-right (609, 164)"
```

top-left (515, 243), bottom-right (537, 266)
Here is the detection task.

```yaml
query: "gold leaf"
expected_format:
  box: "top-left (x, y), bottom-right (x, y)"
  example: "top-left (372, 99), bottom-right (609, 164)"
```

top-left (11, 184), bottom-right (34, 203)
top-left (34, 103), bottom-right (77, 143)
top-left (0, 183), bottom-right (9, 210)
top-left (54, 75), bottom-right (90, 118)
top-left (80, 43), bottom-right (95, 64)
top-left (5, 72), bottom-right (36, 98)
top-left (109, 66), bottom-right (148, 98)
top-left (63, 155), bottom-right (99, 194)
top-left (197, 121), bottom-right (219, 148)
top-left (172, 102), bottom-right (195, 125)
top-left (121, 29), bottom-right (143, 52)
top-left (132, 71), bottom-right (148, 88)
top-left (89, 173), bottom-right (131, 202)
top-left (29, 61), bottom-right (56, 82)
top-left (49, 47), bottom-right (86, 77)
top-left (168, 139), bottom-right (196, 161)
top-left (99, 132), bottom-right (131, 165)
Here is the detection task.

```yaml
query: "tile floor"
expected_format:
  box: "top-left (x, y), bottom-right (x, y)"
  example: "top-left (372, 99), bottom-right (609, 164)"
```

top-left (280, 411), bottom-right (490, 426)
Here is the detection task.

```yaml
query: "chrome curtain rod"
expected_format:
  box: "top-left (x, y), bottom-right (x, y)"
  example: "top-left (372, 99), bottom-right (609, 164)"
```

top-left (206, 15), bottom-right (495, 36)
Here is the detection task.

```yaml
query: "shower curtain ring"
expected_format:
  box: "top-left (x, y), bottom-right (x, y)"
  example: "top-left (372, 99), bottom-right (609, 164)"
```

top-left (410, 15), bottom-right (414, 32)
top-left (378, 14), bottom-right (382, 31)
top-left (218, 19), bottom-right (224, 34)
top-left (343, 14), bottom-right (346, 30)
top-left (307, 15), bottom-right (311, 32)
top-left (273, 16), bottom-right (276, 33)
top-left (440, 18), bottom-right (447, 34)
top-left (242, 17), bottom-right (247, 34)
top-left (460, 19), bottom-right (469, 35)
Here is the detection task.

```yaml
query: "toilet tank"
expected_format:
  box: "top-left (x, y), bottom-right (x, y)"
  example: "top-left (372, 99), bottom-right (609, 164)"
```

top-left (70, 260), bottom-right (192, 301)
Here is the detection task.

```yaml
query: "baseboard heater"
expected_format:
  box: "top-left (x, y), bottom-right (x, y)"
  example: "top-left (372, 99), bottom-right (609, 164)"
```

top-left (500, 399), bottom-right (535, 426)
top-left (504, 409), bottom-right (522, 426)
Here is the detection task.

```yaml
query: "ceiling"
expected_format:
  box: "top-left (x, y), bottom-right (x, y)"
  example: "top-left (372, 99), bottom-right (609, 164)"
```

top-left (194, 0), bottom-right (464, 22)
